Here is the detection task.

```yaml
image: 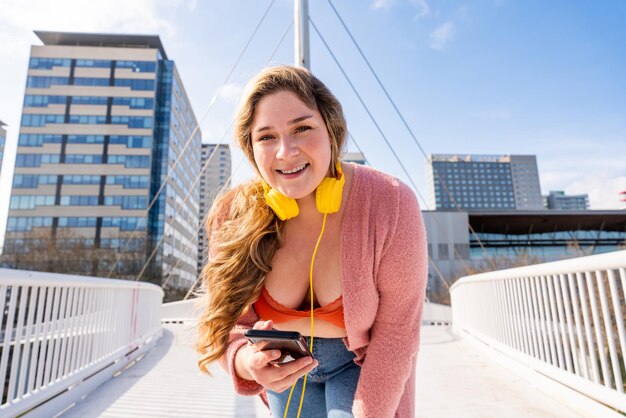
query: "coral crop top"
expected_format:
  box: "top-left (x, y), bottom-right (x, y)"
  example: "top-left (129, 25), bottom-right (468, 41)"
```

top-left (253, 287), bottom-right (345, 329)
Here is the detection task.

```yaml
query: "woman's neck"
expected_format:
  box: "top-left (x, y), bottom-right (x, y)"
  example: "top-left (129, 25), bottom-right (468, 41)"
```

top-left (287, 192), bottom-right (326, 231)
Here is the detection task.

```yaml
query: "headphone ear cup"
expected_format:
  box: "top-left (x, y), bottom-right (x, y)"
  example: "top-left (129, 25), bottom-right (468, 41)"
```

top-left (316, 162), bottom-right (345, 214)
top-left (264, 187), bottom-right (299, 220)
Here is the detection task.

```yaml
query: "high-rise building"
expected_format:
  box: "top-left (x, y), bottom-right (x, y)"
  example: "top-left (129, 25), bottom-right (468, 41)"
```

top-left (426, 154), bottom-right (543, 211)
top-left (4, 31), bottom-right (201, 289)
top-left (197, 143), bottom-right (231, 274)
top-left (342, 151), bottom-right (366, 165)
top-left (546, 190), bottom-right (589, 211)
top-left (0, 121), bottom-right (6, 175)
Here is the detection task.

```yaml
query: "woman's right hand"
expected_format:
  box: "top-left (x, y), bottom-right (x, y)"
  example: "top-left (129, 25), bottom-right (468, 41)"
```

top-left (235, 320), bottom-right (318, 393)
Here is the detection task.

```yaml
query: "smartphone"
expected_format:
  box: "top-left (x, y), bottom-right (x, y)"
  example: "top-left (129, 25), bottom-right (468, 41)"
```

top-left (244, 329), bottom-right (312, 364)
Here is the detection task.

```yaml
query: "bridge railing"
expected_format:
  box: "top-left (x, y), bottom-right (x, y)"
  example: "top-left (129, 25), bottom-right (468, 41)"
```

top-left (0, 268), bottom-right (163, 418)
top-left (450, 249), bottom-right (626, 413)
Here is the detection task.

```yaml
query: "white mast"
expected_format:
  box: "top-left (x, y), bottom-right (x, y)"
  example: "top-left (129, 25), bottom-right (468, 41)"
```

top-left (294, 0), bottom-right (310, 69)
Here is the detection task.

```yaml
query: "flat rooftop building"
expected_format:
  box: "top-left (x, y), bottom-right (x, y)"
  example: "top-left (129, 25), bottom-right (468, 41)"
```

top-left (3, 31), bottom-right (201, 290)
top-left (426, 154), bottom-right (543, 211)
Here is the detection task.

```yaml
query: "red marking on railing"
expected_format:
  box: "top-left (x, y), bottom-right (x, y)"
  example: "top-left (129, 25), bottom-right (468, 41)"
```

top-left (131, 288), bottom-right (138, 341)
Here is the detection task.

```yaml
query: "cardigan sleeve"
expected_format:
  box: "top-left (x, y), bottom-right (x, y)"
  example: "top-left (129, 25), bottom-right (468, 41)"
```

top-left (218, 306), bottom-right (266, 395)
top-left (352, 183), bottom-right (428, 417)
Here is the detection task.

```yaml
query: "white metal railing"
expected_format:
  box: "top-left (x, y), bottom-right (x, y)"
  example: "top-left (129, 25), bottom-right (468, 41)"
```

top-left (450, 250), bottom-right (626, 413)
top-left (0, 268), bottom-right (163, 417)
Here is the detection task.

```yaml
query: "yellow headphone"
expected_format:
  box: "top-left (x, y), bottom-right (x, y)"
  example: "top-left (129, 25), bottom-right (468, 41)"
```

top-left (262, 162), bottom-right (345, 220)
top-left (261, 161), bottom-right (345, 418)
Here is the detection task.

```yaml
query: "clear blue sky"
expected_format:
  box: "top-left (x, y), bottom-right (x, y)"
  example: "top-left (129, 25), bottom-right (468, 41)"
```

top-left (1, 0), bottom-right (625, 245)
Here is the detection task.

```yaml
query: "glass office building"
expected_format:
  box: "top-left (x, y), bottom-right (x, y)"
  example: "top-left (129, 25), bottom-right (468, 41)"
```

top-left (427, 154), bottom-right (543, 211)
top-left (4, 31), bottom-right (201, 289)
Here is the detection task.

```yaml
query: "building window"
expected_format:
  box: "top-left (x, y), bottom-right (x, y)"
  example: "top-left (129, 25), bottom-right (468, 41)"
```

top-left (71, 96), bottom-right (108, 105)
top-left (76, 59), bottom-right (111, 68)
top-left (113, 79), bottom-right (155, 91)
top-left (438, 243), bottom-right (449, 260)
top-left (60, 196), bottom-right (99, 206)
top-left (63, 175), bottom-right (101, 184)
top-left (106, 175), bottom-right (149, 189)
top-left (29, 58), bottom-right (70, 69)
top-left (67, 135), bottom-right (105, 144)
top-left (110, 116), bottom-right (153, 128)
top-left (112, 97), bottom-right (154, 109)
top-left (117, 60), bottom-right (156, 73)
top-left (10, 195), bottom-right (55, 209)
top-left (104, 195), bottom-right (148, 209)
top-left (21, 114), bottom-right (65, 126)
top-left (24, 95), bottom-right (67, 107)
top-left (73, 77), bottom-right (110, 87)
top-left (65, 154), bottom-right (103, 164)
top-left (7, 216), bottom-right (54, 231)
top-left (58, 217), bottom-right (98, 227)
top-left (69, 115), bottom-right (107, 125)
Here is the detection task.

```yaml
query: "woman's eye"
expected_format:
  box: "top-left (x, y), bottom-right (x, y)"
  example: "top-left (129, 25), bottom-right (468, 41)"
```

top-left (295, 125), bottom-right (311, 133)
top-left (257, 135), bottom-right (273, 142)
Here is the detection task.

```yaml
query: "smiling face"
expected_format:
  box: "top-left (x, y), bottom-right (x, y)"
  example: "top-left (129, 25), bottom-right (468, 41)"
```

top-left (251, 90), bottom-right (332, 201)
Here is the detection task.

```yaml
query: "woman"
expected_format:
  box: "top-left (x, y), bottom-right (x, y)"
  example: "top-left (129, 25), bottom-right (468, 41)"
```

top-left (197, 66), bottom-right (428, 417)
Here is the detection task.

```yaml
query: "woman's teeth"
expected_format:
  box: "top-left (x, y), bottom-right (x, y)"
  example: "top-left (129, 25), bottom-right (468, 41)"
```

top-left (279, 164), bottom-right (307, 174)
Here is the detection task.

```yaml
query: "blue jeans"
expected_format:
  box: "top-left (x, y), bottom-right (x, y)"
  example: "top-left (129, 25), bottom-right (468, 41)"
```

top-left (267, 337), bottom-right (361, 418)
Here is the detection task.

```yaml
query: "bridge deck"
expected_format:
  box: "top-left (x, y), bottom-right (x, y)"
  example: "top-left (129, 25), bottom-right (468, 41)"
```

top-left (60, 324), bottom-right (592, 417)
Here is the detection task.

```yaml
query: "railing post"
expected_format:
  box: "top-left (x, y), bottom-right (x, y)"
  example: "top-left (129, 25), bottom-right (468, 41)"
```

top-left (597, 270), bottom-right (623, 391)
top-left (608, 269), bottom-right (626, 393)
top-left (586, 271), bottom-right (611, 387)
top-left (547, 274), bottom-right (565, 369)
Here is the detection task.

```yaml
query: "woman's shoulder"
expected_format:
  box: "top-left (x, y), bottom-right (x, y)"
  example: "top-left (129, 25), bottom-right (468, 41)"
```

top-left (350, 163), bottom-right (417, 206)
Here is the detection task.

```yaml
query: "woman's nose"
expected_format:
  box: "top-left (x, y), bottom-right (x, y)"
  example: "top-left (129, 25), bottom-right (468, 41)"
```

top-left (276, 135), bottom-right (299, 158)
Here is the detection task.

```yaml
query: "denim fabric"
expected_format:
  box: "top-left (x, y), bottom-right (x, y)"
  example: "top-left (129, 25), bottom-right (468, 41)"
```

top-left (267, 337), bottom-right (361, 418)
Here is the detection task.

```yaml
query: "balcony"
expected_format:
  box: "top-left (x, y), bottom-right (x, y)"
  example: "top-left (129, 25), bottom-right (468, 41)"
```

top-left (1, 250), bottom-right (625, 417)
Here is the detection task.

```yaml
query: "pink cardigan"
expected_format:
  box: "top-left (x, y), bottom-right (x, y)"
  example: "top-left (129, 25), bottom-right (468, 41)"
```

top-left (221, 164), bottom-right (428, 417)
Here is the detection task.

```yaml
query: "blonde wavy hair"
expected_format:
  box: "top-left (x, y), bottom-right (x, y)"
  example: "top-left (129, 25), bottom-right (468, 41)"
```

top-left (196, 66), bottom-right (347, 372)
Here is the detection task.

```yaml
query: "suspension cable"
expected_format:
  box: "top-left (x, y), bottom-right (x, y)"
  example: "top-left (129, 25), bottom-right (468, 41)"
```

top-left (325, 0), bottom-right (493, 266)
top-left (311, 18), bottom-right (471, 275)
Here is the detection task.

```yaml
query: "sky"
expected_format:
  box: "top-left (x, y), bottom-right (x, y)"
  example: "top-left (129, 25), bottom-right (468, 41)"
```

top-left (0, 0), bottom-right (625, 244)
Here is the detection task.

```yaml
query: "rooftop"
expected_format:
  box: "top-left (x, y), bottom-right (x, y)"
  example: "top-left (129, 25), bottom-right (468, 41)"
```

top-left (34, 30), bottom-right (168, 60)
top-left (429, 154), bottom-right (536, 163)
top-left (467, 209), bottom-right (626, 233)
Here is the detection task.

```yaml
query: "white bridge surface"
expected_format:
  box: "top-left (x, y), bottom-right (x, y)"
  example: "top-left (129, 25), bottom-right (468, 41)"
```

top-left (59, 324), bottom-right (600, 418)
